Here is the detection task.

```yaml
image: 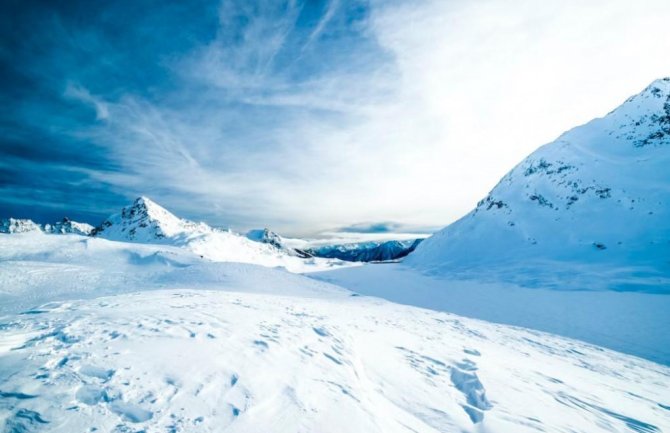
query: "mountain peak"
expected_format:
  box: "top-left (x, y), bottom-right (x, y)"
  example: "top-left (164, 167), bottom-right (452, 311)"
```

top-left (93, 197), bottom-right (211, 242)
top-left (123, 196), bottom-right (177, 223)
top-left (600, 77), bottom-right (670, 148)
top-left (0, 218), bottom-right (42, 234)
top-left (646, 77), bottom-right (670, 94)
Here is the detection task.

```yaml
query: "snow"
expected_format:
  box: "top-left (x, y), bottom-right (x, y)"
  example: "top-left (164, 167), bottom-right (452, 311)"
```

top-left (309, 80), bottom-right (670, 366)
top-left (92, 196), bottom-right (213, 242)
top-left (43, 218), bottom-right (95, 236)
top-left (0, 233), bottom-right (346, 314)
top-left (312, 263), bottom-right (670, 365)
top-left (406, 78), bottom-right (670, 291)
top-left (2, 80), bottom-right (670, 432)
top-left (1, 218), bottom-right (94, 236)
top-left (1, 232), bottom-right (669, 432)
top-left (0, 219), bottom-right (42, 234)
top-left (90, 197), bottom-right (355, 273)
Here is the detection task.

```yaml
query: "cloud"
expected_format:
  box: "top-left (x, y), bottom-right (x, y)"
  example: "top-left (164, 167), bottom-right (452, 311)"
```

top-left (2, 0), bottom-right (670, 234)
top-left (337, 222), bottom-right (402, 234)
top-left (64, 83), bottom-right (109, 120)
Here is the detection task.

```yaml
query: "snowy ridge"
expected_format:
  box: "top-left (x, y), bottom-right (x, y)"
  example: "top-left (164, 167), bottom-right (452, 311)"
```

top-left (407, 78), bottom-right (670, 291)
top-left (0, 218), bottom-right (42, 234)
top-left (44, 218), bottom-right (94, 236)
top-left (0, 218), bottom-right (93, 235)
top-left (91, 197), bottom-right (351, 272)
top-left (246, 228), bottom-right (312, 258)
top-left (0, 234), bottom-right (668, 433)
top-left (92, 196), bottom-right (212, 242)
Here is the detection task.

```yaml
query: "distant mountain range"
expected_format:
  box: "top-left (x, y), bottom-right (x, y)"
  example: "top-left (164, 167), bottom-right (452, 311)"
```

top-left (4, 79), bottom-right (669, 282)
top-left (1, 197), bottom-right (422, 265)
top-left (1, 217), bottom-right (94, 235)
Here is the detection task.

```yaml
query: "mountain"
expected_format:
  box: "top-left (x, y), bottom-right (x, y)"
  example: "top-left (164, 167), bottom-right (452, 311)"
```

top-left (91, 196), bottom-right (212, 242)
top-left (0, 233), bottom-right (668, 433)
top-left (246, 228), bottom-right (285, 249)
top-left (246, 228), bottom-right (313, 258)
top-left (44, 217), bottom-right (95, 235)
top-left (92, 197), bottom-right (349, 272)
top-left (407, 78), bottom-right (670, 290)
top-left (1, 217), bottom-right (94, 235)
top-left (0, 218), bottom-right (42, 234)
top-left (307, 238), bottom-right (423, 262)
top-left (245, 229), bottom-right (427, 262)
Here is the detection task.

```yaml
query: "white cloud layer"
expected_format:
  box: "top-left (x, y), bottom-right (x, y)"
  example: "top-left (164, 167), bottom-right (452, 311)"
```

top-left (70, 0), bottom-right (670, 235)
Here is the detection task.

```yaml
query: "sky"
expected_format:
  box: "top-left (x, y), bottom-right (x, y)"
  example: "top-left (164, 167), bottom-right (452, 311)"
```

top-left (1, 0), bottom-right (669, 235)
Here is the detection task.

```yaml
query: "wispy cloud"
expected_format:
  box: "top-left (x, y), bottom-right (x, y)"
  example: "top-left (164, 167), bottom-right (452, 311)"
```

top-left (64, 83), bottom-right (109, 120)
top-left (2, 0), bottom-right (670, 234)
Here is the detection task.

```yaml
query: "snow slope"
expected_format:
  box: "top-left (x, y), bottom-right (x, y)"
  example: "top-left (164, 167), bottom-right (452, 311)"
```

top-left (0, 235), bottom-right (669, 433)
top-left (0, 233), bottom-right (344, 314)
top-left (312, 263), bottom-right (670, 365)
top-left (407, 78), bottom-right (670, 291)
top-left (91, 197), bottom-right (351, 273)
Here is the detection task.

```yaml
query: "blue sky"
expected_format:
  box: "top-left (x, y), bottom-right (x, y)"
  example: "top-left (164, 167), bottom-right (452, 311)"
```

top-left (2, 0), bottom-right (669, 235)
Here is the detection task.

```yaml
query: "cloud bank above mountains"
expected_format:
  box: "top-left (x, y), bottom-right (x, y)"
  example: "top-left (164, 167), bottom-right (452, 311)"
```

top-left (1, 0), bottom-right (669, 235)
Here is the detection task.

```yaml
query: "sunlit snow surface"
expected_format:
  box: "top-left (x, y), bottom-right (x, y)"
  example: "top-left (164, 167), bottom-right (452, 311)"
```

top-left (313, 263), bottom-right (670, 365)
top-left (1, 234), bottom-right (669, 432)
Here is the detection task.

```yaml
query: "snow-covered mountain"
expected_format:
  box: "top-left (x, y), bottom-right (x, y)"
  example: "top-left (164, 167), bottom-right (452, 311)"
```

top-left (246, 228), bottom-right (313, 258)
top-left (407, 78), bottom-right (670, 290)
top-left (91, 197), bottom-right (350, 272)
top-left (245, 228), bottom-right (423, 262)
top-left (0, 217), bottom-right (93, 235)
top-left (246, 228), bottom-right (285, 249)
top-left (92, 196), bottom-right (212, 242)
top-left (44, 217), bottom-right (95, 236)
top-left (0, 233), bottom-right (668, 433)
top-left (0, 218), bottom-right (42, 234)
top-left (307, 238), bottom-right (423, 262)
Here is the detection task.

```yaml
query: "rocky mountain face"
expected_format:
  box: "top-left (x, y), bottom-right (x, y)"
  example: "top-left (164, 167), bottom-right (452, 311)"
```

top-left (407, 78), bottom-right (670, 290)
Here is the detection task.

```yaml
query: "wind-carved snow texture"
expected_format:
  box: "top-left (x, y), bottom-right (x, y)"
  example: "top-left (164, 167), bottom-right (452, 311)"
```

top-left (1, 289), bottom-right (669, 433)
top-left (407, 78), bottom-right (670, 292)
